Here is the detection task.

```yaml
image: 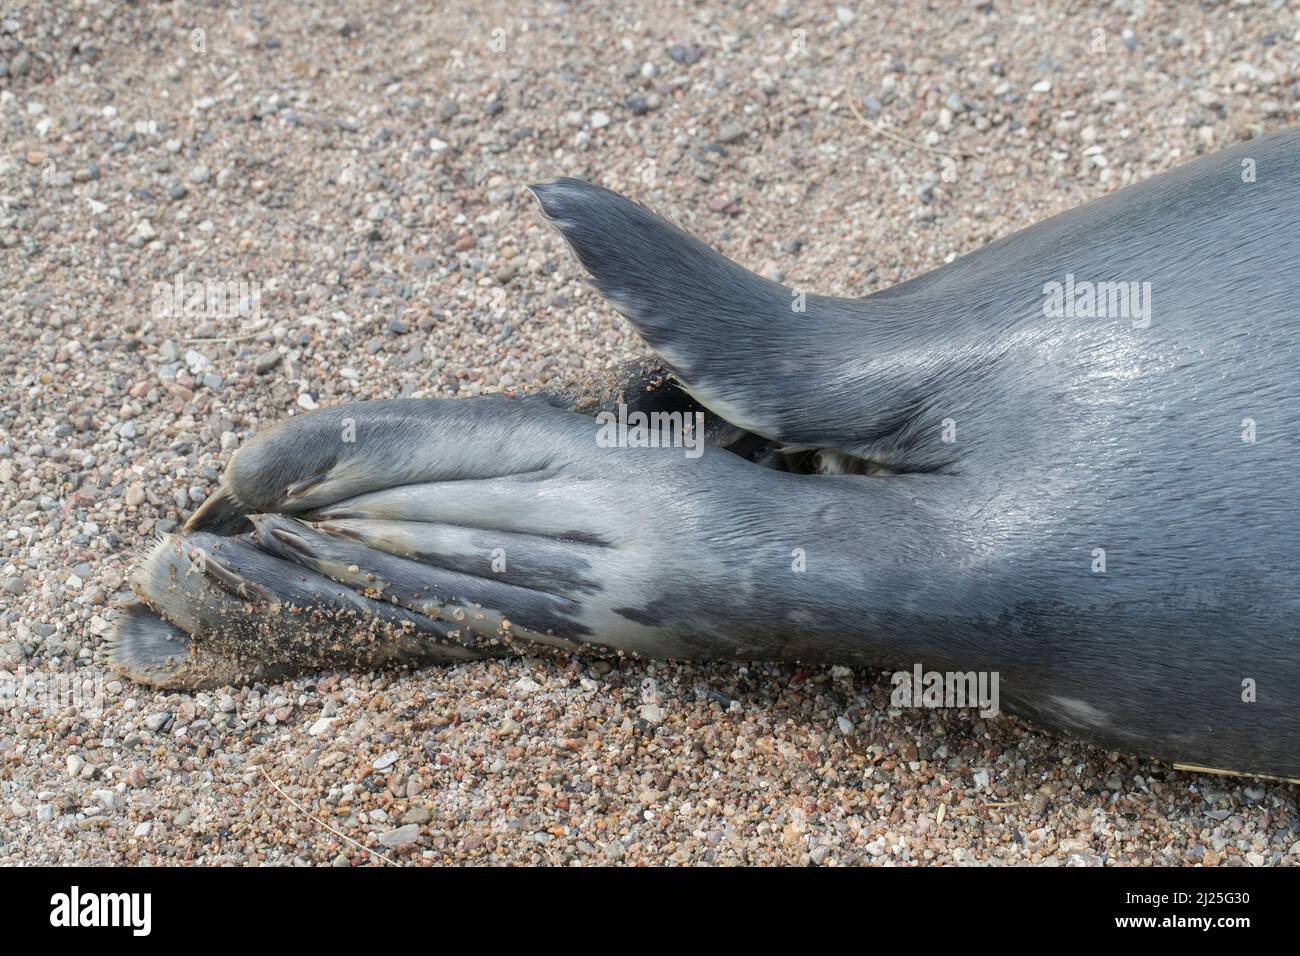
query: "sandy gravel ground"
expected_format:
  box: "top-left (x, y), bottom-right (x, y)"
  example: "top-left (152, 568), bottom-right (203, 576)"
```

top-left (1, 0), bottom-right (1298, 865)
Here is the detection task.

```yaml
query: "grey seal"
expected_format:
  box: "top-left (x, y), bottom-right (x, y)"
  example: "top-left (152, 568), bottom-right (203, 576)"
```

top-left (112, 128), bottom-right (1300, 780)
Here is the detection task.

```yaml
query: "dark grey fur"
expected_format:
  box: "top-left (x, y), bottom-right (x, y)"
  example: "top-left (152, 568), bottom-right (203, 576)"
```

top-left (114, 129), bottom-right (1300, 778)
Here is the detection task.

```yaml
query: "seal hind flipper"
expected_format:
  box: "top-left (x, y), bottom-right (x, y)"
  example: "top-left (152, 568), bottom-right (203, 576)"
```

top-left (113, 394), bottom-right (917, 679)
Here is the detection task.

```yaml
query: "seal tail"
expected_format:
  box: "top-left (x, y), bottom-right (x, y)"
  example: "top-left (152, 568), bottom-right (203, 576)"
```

top-left (527, 178), bottom-right (953, 470)
top-left (528, 178), bottom-right (797, 439)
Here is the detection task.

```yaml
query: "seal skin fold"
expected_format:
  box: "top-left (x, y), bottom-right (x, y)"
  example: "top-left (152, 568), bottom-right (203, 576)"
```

top-left (112, 128), bottom-right (1300, 780)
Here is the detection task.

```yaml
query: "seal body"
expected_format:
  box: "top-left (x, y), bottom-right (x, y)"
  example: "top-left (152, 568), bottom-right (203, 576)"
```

top-left (114, 129), bottom-right (1300, 779)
